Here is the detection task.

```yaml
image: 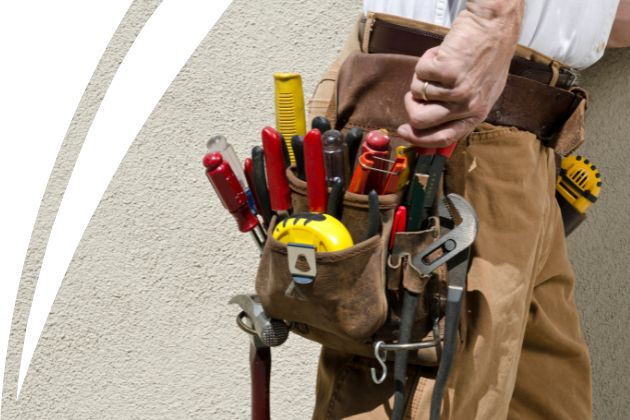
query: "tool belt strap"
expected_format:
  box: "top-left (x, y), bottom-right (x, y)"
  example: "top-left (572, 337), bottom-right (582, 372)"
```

top-left (357, 13), bottom-right (586, 152)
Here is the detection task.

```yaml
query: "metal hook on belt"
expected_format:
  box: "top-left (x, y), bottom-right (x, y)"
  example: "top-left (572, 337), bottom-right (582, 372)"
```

top-left (371, 341), bottom-right (389, 384)
top-left (370, 336), bottom-right (443, 385)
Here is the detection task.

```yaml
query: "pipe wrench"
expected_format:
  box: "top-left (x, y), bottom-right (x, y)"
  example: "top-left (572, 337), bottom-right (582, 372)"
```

top-left (413, 194), bottom-right (478, 420)
top-left (371, 194), bottom-right (478, 420)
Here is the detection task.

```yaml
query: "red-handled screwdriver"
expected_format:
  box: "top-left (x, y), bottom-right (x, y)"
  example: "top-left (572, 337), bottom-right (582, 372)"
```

top-left (261, 126), bottom-right (292, 216)
top-left (362, 130), bottom-right (391, 192)
top-left (203, 152), bottom-right (266, 249)
top-left (304, 129), bottom-right (328, 213)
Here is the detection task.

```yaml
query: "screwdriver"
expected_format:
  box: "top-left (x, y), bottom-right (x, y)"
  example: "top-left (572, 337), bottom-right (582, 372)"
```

top-left (244, 157), bottom-right (264, 225)
top-left (362, 130), bottom-right (391, 192)
top-left (274, 73), bottom-right (307, 165)
top-left (261, 126), bottom-right (292, 217)
top-left (311, 116), bottom-right (331, 134)
top-left (291, 135), bottom-right (306, 180)
top-left (327, 177), bottom-right (345, 220)
top-left (345, 127), bottom-right (364, 170)
top-left (252, 146), bottom-right (273, 227)
top-left (207, 135), bottom-right (256, 214)
top-left (322, 130), bottom-right (349, 187)
top-left (304, 129), bottom-right (328, 213)
top-left (279, 133), bottom-right (291, 170)
top-left (203, 152), bottom-right (266, 249)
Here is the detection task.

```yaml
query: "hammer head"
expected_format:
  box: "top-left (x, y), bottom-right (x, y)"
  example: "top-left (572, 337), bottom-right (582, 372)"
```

top-left (229, 294), bottom-right (289, 347)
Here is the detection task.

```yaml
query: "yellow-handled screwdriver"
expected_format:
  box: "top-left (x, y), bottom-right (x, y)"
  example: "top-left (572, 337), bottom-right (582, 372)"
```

top-left (274, 73), bottom-right (307, 165)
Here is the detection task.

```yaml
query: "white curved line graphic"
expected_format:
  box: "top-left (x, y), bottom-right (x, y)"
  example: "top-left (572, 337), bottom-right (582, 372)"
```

top-left (17, 0), bottom-right (234, 397)
top-left (0, 0), bottom-right (133, 410)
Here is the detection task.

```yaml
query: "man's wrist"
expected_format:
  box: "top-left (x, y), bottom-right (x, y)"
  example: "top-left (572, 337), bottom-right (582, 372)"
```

top-left (465, 0), bottom-right (524, 43)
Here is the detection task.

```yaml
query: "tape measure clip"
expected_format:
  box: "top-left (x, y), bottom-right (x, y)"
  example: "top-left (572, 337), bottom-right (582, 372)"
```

top-left (287, 243), bottom-right (317, 285)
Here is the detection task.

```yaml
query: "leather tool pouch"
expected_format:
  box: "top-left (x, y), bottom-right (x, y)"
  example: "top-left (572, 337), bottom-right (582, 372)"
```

top-left (255, 53), bottom-right (449, 366)
top-left (255, 168), bottom-right (445, 365)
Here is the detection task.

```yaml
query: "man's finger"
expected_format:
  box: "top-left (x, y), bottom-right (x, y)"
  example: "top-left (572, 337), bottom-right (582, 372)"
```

top-left (397, 119), bottom-right (476, 148)
top-left (410, 78), bottom-right (465, 103)
top-left (404, 92), bottom-right (470, 130)
top-left (414, 46), bottom-right (458, 87)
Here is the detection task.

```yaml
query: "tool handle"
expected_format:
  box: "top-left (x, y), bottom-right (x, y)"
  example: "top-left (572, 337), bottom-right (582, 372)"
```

top-left (274, 73), bottom-right (306, 165)
top-left (327, 177), bottom-right (345, 220)
top-left (366, 190), bottom-right (380, 240)
top-left (311, 116), bottom-right (331, 133)
top-left (204, 153), bottom-right (259, 233)
top-left (392, 290), bottom-right (420, 420)
top-left (429, 294), bottom-right (462, 420)
top-left (437, 143), bottom-right (457, 159)
top-left (345, 127), bottom-right (364, 169)
top-left (279, 133), bottom-right (291, 170)
top-left (250, 338), bottom-right (271, 420)
top-left (381, 156), bottom-right (407, 194)
top-left (291, 135), bottom-right (306, 180)
top-left (252, 146), bottom-right (273, 226)
top-left (262, 126), bottom-right (292, 212)
top-left (244, 158), bottom-right (261, 216)
top-left (322, 130), bottom-right (348, 187)
top-left (304, 129), bottom-right (328, 213)
top-left (389, 206), bottom-right (407, 250)
top-left (362, 130), bottom-right (390, 153)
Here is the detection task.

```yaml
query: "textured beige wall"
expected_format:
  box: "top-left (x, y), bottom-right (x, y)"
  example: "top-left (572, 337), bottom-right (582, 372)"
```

top-left (1, 0), bottom-right (628, 419)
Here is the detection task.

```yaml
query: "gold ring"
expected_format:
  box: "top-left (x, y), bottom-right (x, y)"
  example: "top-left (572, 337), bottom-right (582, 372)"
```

top-left (420, 81), bottom-right (430, 101)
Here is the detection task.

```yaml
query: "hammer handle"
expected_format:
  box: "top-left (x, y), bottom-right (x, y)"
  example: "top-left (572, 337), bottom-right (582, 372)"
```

top-left (250, 338), bottom-right (271, 420)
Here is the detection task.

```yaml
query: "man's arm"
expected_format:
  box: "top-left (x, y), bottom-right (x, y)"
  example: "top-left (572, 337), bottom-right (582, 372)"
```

top-left (398, 0), bottom-right (524, 148)
top-left (609, 0), bottom-right (630, 48)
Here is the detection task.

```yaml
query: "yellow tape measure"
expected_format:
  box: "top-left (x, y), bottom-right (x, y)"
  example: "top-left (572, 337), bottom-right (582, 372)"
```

top-left (272, 213), bottom-right (353, 252)
top-left (556, 155), bottom-right (602, 214)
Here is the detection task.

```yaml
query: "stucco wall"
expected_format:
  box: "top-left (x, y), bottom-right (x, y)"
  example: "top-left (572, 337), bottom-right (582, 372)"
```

top-left (2, 0), bottom-right (628, 418)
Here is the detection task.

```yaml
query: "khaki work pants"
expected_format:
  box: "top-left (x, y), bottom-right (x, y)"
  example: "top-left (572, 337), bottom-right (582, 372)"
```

top-left (307, 17), bottom-right (593, 420)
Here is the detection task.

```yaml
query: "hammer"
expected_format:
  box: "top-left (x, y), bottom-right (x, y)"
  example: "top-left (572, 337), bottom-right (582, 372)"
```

top-left (230, 295), bottom-right (289, 420)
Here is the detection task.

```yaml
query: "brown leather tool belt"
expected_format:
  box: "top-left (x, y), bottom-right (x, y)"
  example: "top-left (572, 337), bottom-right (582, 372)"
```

top-left (361, 14), bottom-right (585, 146)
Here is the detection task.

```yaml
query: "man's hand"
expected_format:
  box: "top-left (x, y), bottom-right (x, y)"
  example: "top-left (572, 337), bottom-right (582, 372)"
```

top-left (398, 1), bottom-right (524, 148)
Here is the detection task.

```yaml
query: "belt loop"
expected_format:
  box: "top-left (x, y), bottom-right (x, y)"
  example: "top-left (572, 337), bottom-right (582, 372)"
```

top-left (549, 61), bottom-right (561, 87)
top-left (362, 13), bottom-right (376, 53)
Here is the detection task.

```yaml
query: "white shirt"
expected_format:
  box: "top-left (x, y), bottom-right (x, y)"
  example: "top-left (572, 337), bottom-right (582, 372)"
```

top-left (364, 0), bottom-right (620, 68)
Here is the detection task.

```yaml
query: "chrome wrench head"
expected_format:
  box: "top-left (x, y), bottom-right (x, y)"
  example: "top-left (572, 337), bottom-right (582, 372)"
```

top-left (411, 194), bottom-right (479, 276)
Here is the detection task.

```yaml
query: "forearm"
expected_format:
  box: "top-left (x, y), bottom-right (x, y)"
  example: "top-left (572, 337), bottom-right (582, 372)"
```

top-left (460, 0), bottom-right (524, 55)
top-left (447, 0), bottom-right (524, 80)
top-left (465, 0), bottom-right (524, 35)
top-left (608, 0), bottom-right (630, 48)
